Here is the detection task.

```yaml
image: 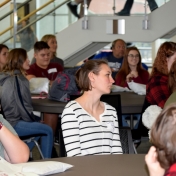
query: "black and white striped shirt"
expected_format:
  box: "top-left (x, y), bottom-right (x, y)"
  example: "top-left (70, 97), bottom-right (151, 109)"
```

top-left (61, 100), bottom-right (123, 157)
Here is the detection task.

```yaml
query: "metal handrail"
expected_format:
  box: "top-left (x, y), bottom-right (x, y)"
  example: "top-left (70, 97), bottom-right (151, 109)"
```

top-left (0, 0), bottom-right (10, 8)
top-left (1, 0), bottom-right (70, 44)
top-left (0, 0), bottom-right (54, 36)
top-left (0, 0), bottom-right (32, 21)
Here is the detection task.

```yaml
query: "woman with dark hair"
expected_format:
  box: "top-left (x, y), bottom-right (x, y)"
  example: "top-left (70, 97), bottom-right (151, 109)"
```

top-left (146, 42), bottom-right (176, 108)
top-left (115, 46), bottom-right (149, 87)
top-left (0, 48), bottom-right (53, 158)
top-left (61, 60), bottom-right (122, 157)
top-left (145, 104), bottom-right (176, 176)
top-left (0, 44), bottom-right (9, 71)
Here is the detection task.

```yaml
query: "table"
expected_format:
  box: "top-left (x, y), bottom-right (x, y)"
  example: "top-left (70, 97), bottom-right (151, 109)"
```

top-left (32, 92), bottom-right (145, 114)
top-left (47, 154), bottom-right (148, 176)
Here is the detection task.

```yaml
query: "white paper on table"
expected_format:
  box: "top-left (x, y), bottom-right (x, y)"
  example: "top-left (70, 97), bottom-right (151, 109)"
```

top-left (0, 157), bottom-right (73, 176)
top-left (111, 85), bottom-right (132, 92)
top-left (127, 81), bottom-right (146, 95)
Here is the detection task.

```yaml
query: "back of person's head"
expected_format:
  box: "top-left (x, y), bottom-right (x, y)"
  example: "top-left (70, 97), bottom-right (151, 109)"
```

top-left (76, 59), bottom-right (108, 91)
top-left (168, 60), bottom-right (176, 92)
top-left (0, 44), bottom-right (8, 53)
top-left (34, 41), bottom-right (49, 53)
top-left (2, 48), bottom-right (27, 74)
top-left (111, 39), bottom-right (126, 49)
top-left (41, 34), bottom-right (56, 43)
top-left (151, 42), bottom-right (176, 77)
top-left (151, 103), bottom-right (176, 170)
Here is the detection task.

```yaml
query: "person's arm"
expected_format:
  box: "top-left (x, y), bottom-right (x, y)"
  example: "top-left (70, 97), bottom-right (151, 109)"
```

top-left (145, 146), bottom-right (165, 176)
top-left (0, 122), bottom-right (29, 163)
top-left (61, 103), bottom-right (81, 157)
top-left (111, 110), bottom-right (123, 154)
top-left (26, 74), bottom-right (36, 80)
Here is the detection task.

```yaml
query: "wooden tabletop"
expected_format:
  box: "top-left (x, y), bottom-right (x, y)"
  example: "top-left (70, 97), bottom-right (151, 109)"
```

top-left (32, 92), bottom-right (145, 114)
top-left (46, 154), bottom-right (148, 176)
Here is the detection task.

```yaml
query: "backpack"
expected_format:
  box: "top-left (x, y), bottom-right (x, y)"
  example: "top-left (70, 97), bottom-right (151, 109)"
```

top-left (48, 68), bottom-right (80, 102)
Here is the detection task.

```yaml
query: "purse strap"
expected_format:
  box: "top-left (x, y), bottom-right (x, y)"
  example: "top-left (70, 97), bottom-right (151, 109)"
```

top-left (15, 75), bottom-right (35, 122)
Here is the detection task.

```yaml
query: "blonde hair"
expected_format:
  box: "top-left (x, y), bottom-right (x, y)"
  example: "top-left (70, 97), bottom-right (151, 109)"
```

top-left (41, 34), bottom-right (57, 56)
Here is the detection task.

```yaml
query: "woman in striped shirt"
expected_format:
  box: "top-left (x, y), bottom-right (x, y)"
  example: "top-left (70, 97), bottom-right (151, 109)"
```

top-left (61, 60), bottom-right (122, 157)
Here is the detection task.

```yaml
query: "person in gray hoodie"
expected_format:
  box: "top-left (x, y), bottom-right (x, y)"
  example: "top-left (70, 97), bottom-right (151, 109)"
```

top-left (0, 48), bottom-right (53, 158)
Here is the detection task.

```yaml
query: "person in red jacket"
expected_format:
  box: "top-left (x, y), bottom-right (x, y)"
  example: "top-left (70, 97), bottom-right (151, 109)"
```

top-left (145, 104), bottom-right (176, 176)
top-left (115, 46), bottom-right (149, 88)
top-left (146, 42), bottom-right (176, 108)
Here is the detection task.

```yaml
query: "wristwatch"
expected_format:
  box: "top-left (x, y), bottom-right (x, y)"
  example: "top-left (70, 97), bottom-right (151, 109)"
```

top-left (0, 122), bottom-right (3, 130)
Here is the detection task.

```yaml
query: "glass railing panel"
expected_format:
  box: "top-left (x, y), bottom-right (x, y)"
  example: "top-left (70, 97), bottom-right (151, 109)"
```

top-left (1, 0), bottom-right (172, 50)
top-left (88, 0), bottom-right (170, 16)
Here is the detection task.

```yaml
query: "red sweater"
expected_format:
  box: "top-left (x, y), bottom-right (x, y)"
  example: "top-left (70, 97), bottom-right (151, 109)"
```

top-left (27, 63), bottom-right (63, 81)
top-left (115, 70), bottom-right (149, 88)
top-left (165, 163), bottom-right (176, 176)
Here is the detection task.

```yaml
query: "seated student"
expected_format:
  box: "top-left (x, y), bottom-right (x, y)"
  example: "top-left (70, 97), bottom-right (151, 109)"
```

top-left (0, 44), bottom-right (9, 71)
top-left (26, 41), bottom-right (63, 135)
top-left (31, 34), bottom-right (64, 67)
top-left (61, 60), bottom-right (122, 157)
top-left (115, 46), bottom-right (149, 87)
top-left (0, 114), bottom-right (29, 163)
top-left (93, 39), bottom-right (148, 80)
top-left (0, 48), bottom-right (53, 158)
top-left (146, 42), bottom-right (176, 108)
top-left (115, 46), bottom-right (149, 130)
top-left (145, 104), bottom-right (176, 176)
top-left (93, 39), bottom-right (126, 79)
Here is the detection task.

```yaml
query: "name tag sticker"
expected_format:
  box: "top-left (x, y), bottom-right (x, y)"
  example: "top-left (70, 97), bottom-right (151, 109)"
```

top-left (106, 122), bottom-right (114, 130)
top-left (48, 68), bottom-right (57, 74)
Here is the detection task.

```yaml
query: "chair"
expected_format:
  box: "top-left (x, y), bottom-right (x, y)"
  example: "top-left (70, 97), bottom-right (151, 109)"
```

top-left (119, 127), bottom-right (137, 154)
top-left (20, 135), bottom-right (44, 159)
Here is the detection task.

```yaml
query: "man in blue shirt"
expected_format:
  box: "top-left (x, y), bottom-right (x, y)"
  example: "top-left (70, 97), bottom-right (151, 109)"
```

top-left (93, 39), bottom-right (126, 79)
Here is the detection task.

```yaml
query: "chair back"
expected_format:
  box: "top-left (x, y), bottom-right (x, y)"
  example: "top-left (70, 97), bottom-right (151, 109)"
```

top-left (119, 127), bottom-right (135, 154)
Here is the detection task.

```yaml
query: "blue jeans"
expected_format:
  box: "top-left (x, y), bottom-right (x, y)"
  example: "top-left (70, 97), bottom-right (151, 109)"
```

top-left (14, 120), bottom-right (53, 158)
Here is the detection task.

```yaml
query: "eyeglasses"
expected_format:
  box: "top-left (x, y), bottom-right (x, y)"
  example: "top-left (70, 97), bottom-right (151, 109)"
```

top-left (128, 54), bottom-right (139, 59)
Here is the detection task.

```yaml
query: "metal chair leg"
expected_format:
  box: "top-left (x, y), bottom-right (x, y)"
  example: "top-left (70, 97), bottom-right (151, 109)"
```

top-left (32, 139), bottom-right (45, 159)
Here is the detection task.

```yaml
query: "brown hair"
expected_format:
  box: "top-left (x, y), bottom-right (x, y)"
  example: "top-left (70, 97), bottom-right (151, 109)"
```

top-left (75, 59), bottom-right (108, 91)
top-left (151, 103), bottom-right (176, 169)
top-left (2, 48), bottom-right (27, 75)
top-left (168, 60), bottom-right (176, 92)
top-left (151, 42), bottom-right (176, 77)
top-left (115, 46), bottom-right (144, 86)
top-left (0, 44), bottom-right (8, 53)
top-left (111, 39), bottom-right (126, 49)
